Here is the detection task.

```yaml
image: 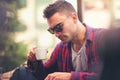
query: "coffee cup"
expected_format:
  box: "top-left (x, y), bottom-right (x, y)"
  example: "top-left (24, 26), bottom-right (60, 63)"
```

top-left (35, 48), bottom-right (48, 60)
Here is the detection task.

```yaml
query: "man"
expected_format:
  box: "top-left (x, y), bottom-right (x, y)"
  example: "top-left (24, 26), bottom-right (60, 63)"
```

top-left (27, 1), bottom-right (106, 80)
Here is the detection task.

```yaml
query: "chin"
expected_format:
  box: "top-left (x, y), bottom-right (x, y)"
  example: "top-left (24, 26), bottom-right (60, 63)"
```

top-left (60, 36), bottom-right (70, 43)
top-left (62, 41), bottom-right (67, 44)
top-left (61, 39), bottom-right (70, 43)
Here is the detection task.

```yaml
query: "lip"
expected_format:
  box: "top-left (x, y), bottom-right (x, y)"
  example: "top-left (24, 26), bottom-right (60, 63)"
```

top-left (58, 36), bottom-right (66, 42)
top-left (58, 36), bottom-right (63, 41)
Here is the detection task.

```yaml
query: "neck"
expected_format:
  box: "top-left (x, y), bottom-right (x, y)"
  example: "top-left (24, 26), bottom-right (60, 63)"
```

top-left (72, 38), bottom-right (86, 52)
top-left (72, 23), bottom-right (86, 52)
top-left (73, 23), bottom-right (86, 43)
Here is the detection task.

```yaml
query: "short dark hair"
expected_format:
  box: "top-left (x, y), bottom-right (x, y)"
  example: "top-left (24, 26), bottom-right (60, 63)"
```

top-left (43, 0), bottom-right (76, 19)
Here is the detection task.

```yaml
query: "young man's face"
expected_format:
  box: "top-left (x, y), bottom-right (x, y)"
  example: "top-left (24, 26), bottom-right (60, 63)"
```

top-left (47, 12), bottom-right (78, 43)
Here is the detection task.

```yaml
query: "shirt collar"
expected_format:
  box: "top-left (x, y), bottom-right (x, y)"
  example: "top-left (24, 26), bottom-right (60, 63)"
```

top-left (84, 23), bottom-right (94, 43)
top-left (67, 24), bottom-right (94, 48)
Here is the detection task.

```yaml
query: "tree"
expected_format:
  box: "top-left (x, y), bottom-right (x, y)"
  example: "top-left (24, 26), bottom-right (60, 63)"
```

top-left (0, 0), bottom-right (27, 72)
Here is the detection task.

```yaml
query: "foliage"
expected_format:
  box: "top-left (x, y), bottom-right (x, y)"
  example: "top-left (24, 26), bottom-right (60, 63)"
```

top-left (0, 42), bottom-right (27, 72)
top-left (0, 0), bottom-right (27, 72)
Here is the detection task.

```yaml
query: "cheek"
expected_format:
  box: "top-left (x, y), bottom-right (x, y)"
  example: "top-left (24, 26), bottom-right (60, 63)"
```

top-left (62, 26), bottom-right (75, 38)
top-left (62, 20), bottom-right (76, 34)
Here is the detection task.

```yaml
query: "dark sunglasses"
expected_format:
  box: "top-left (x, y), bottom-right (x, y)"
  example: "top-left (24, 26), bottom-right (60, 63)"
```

top-left (48, 23), bottom-right (63, 34)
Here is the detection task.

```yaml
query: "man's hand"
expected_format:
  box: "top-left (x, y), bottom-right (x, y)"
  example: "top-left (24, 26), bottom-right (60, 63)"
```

top-left (27, 47), bottom-right (37, 61)
top-left (45, 72), bottom-right (71, 80)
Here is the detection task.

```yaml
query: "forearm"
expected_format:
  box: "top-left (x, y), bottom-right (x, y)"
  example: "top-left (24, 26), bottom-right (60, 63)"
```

top-left (71, 71), bottom-right (98, 80)
top-left (27, 60), bottom-right (47, 79)
top-left (27, 59), bottom-right (59, 79)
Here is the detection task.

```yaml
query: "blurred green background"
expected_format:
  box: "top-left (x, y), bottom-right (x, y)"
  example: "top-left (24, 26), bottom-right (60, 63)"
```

top-left (0, 0), bottom-right (56, 73)
top-left (0, 0), bottom-right (27, 72)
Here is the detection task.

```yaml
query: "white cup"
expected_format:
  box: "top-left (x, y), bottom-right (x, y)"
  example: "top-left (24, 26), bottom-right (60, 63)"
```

top-left (35, 48), bottom-right (48, 60)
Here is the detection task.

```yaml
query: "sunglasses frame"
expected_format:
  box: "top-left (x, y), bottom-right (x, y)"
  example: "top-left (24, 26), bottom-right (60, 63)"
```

top-left (48, 23), bottom-right (63, 34)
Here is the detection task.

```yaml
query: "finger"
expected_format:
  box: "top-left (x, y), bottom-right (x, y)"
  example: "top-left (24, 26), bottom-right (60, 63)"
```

top-left (27, 47), bottom-right (37, 61)
top-left (45, 74), bottom-right (56, 80)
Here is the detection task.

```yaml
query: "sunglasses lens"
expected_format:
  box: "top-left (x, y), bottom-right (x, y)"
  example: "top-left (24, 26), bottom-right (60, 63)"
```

top-left (54, 24), bottom-right (62, 32)
top-left (48, 23), bottom-right (63, 34)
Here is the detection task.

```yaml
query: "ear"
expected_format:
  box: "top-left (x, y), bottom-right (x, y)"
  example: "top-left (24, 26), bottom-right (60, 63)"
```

top-left (70, 12), bottom-right (78, 23)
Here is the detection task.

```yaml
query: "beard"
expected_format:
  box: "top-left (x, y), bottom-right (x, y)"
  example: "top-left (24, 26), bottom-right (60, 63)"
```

top-left (58, 35), bottom-right (71, 43)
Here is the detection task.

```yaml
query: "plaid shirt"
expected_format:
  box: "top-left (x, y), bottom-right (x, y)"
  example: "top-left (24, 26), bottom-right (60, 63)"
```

top-left (28, 25), bottom-right (106, 80)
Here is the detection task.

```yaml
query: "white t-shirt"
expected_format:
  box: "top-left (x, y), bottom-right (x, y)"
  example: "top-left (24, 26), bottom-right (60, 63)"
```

top-left (72, 42), bottom-right (88, 72)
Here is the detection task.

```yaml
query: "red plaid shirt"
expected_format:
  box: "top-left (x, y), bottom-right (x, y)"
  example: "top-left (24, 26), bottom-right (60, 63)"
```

top-left (27, 25), bottom-right (106, 80)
